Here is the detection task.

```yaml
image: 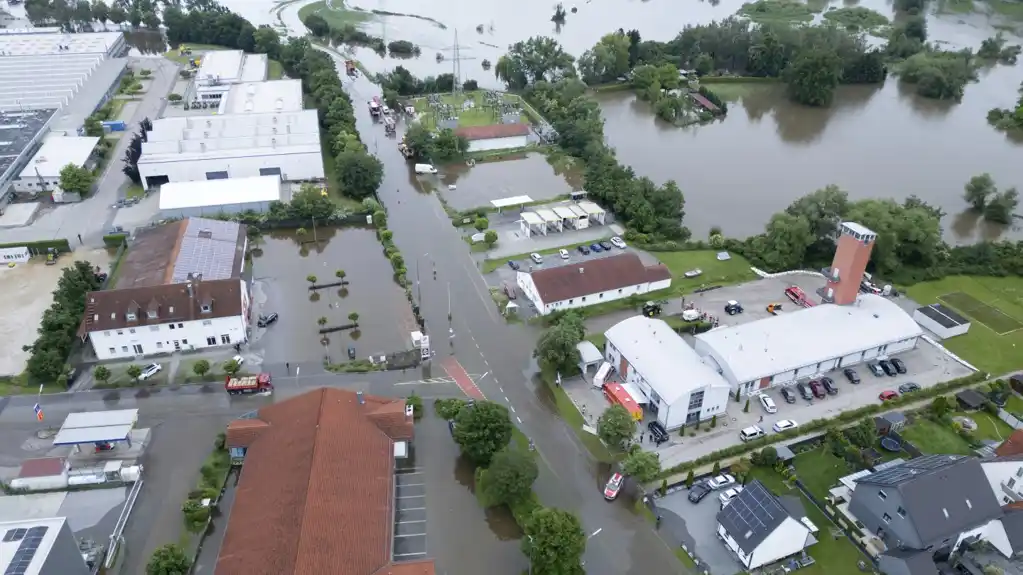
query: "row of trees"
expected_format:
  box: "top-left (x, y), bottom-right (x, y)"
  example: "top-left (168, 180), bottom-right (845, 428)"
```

top-left (24, 261), bottom-right (102, 383)
top-left (25, 0), bottom-right (160, 30)
top-left (963, 174), bottom-right (1019, 225)
top-left (987, 82), bottom-right (1023, 134)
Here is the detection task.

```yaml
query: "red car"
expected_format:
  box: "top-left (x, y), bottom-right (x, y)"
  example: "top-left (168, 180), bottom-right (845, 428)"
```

top-left (879, 390), bottom-right (899, 401)
top-left (809, 380), bottom-right (826, 399)
top-left (604, 472), bottom-right (624, 501)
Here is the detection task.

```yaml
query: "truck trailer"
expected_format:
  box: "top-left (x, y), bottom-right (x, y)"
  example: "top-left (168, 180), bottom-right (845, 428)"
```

top-left (225, 373), bottom-right (273, 395)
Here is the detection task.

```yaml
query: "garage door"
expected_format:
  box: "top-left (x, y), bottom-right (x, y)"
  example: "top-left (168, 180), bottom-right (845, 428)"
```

top-left (817, 358), bottom-right (839, 372)
top-left (862, 347), bottom-right (880, 360)
top-left (773, 370), bottom-right (796, 385)
top-left (205, 171), bottom-right (228, 180)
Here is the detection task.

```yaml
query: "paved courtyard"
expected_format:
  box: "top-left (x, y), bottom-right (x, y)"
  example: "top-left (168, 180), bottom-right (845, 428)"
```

top-left (393, 467), bottom-right (428, 560)
top-left (656, 487), bottom-right (742, 575)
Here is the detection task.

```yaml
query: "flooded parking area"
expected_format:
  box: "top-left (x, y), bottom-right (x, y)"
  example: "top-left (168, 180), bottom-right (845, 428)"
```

top-left (249, 227), bottom-right (417, 366)
top-left (428, 152), bottom-right (583, 211)
top-left (394, 467), bottom-right (428, 560)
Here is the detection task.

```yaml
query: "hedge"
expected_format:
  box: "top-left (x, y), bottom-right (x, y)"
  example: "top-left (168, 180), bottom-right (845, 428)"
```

top-left (654, 371), bottom-right (989, 480)
top-left (102, 234), bottom-right (128, 248)
top-left (0, 238), bottom-right (71, 253)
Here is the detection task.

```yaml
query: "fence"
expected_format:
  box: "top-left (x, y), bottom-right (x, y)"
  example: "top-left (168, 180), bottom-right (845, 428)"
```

top-left (998, 408), bottom-right (1023, 430)
top-left (886, 429), bottom-right (923, 458)
top-left (104, 475), bottom-right (145, 569)
top-left (792, 478), bottom-right (878, 566)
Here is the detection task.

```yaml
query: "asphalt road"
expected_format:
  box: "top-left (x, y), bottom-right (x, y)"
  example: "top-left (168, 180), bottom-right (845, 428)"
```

top-left (330, 57), bottom-right (685, 574)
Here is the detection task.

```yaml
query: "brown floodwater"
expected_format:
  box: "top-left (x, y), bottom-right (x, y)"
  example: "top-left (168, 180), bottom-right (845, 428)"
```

top-left (430, 152), bottom-right (584, 210)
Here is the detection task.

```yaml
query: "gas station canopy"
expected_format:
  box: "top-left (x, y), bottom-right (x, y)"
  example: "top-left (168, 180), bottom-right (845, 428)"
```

top-left (52, 409), bottom-right (139, 446)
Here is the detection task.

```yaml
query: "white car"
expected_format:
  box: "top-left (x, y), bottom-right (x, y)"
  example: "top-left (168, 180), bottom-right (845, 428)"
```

top-left (773, 419), bottom-right (798, 433)
top-left (759, 395), bottom-right (777, 414)
top-left (138, 363), bottom-right (162, 381)
top-left (610, 236), bottom-right (627, 249)
top-left (707, 474), bottom-right (736, 490)
top-left (719, 486), bottom-right (744, 507)
top-left (232, 355), bottom-right (245, 366)
top-left (559, 249), bottom-right (570, 260)
top-left (530, 253), bottom-right (543, 264)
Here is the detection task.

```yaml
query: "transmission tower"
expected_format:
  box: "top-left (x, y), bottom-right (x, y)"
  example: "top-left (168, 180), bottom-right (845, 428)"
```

top-left (441, 29), bottom-right (476, 94)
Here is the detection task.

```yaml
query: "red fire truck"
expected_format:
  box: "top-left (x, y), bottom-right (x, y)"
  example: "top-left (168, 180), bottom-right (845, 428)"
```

top-left (225, 373), bottom-right (273, 395)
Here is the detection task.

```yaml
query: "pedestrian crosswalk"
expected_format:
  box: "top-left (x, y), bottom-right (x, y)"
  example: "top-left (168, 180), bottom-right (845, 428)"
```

top-left (393, 375), bottom-right (482, 387)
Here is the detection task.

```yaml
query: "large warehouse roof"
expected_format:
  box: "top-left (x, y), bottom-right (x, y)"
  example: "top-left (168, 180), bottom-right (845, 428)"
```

top-left (0, 109), bottom-right (56, 191)
top-left (219, 79), bottom-right (302, 114)
top-left (605, 316), bottom-right (729, 404)
top-left (196, 50), bottom-right (266, 84)
top-left (696, 294), bottom-right (923, 384)
top-left (160, 175), bottom-right (283, 211)
top-left (17, 134), bottom-right (98, 179)
top-left (0, 30), bottom-right (122, 56)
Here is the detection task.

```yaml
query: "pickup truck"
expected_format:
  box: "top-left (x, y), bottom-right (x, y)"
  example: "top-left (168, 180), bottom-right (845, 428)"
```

top-left (225, 373), bottom-right (273, 395)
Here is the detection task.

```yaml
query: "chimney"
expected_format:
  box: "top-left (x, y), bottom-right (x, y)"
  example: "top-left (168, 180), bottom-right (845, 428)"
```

top-left (357, 391), bottom-right (365, 405)
top-left (821, 222), bottom-right (876, 305)
top-left (186, 273), bottom-right (195, 298)
top-left (405, 404), bottom-right (414, 419)
top-left (579, 267), bottom-right (584, 274)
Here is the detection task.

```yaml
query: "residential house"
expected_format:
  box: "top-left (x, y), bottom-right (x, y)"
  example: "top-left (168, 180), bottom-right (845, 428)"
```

top-left (716, 480), bottom-right (819, 570)
top-left (982, 454), bottom-right (1023, 506)
top-left (218, 388), bottom-right (434, 575)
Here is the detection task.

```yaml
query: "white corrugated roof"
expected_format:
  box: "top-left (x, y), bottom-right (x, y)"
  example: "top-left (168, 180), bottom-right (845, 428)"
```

top-left (521, 212), bottom-right (544, 225)
top-left (219, 79), bottom-right (302, 114)
top-left (605, 316), bottom-right (730, 405)
top-left (577, 201), bottom-right (604, 215)
top-left (139, 109), bottom-right (320, 162)
top-left (535, 208), bottom-right (560, 223)
top-left (695, 294), bottom-right (923, 384)
top-left (553, 206), bottom-right (577, 219)
top-left (159, 175), bottom-right (282, 210)
top-left (491, 195), bottom-right (533, 208)
top-left (53, 408), bottom-right (138, 445)
top-left (197, 50), bottom-right (245, 82)
top-left (576, 341), bottom-right (602, 364)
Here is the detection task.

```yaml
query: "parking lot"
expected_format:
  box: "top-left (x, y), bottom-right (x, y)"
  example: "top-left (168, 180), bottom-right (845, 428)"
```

top-left (393, 467), bottom-right (428, 561)
top-left (656, 484), bottom-right (743, 575)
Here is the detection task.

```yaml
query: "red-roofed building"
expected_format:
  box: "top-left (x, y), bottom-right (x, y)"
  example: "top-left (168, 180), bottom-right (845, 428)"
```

top-left (453, 123), bottom-right (530, 153)
top-left (10, 457), bottom-right (69, 491)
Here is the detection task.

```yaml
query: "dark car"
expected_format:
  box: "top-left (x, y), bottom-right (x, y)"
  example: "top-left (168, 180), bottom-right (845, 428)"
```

top-left (347, 346), bottom-right (356, 359)
top-left (796, 382), bottom-right (813, 401)
top-left (879, 359), bottom-right (897, 377)
top-left (577, 245), bottom-right (591, 255)
top-left (843, 368), bottom-right (861, 384)
top-left (688, 482), bottom-right (712, 503)
top-left (821, 377), bottom-right (838, 395)
top-left (590, 243), bottom-right (604, 253)
top-left (257, 312), bottom-right (279, 328)
top-left (780, 387), bottom-right (796, 403)
top-left (600, 240), bottom-right (613, 251)
top-left (507, 260), bottom-right (520, 271)
top-left (890, 358), bottom-right (907, 374)
top-left (647, 420), bottom-right (669, 444)
top-left (809, 380), bottom-right (826, 399)
top-left (898, 382), bottom-right (921, 394)
top-left (867, 362), bottom-right (885, 377)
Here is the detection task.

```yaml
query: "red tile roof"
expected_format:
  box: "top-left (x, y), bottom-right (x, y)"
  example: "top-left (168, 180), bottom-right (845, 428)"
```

top-left (77, 278), bottom-right (243, 336)
top-left (215, 388), bottom-right (431, 575)
top-left (526, 253), bottom-right (671, 304)
top-left (996, 429), bottom-right (1023, 457)
top-left (453, 123), bottom-right (530, 141)
top-left (225, 418), bottom-right (270, 448)
top-left (17, 457), bottom-right (66, 478)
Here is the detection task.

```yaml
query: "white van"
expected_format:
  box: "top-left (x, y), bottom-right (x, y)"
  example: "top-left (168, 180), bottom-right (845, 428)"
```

top-left (530, 253), bottom-right (543, 264)
top-left (414, 163), bottom-right (438, 175)
top-left (739, 426), bottom-right (765, 442)
top-left (559, 249), bottom-right (570, 260)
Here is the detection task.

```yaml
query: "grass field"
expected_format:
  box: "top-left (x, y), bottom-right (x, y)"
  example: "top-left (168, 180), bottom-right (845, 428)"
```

top-left (906, 275), bottom-right (1023, 374)
top-left (413, 91), bottom-right (527, 132)
top-left (298, 0), bottom-right (372, 29)
top-left (900, 418), bottom-right (973, 455)
top-left (792, 448), bottom-right (854, 501)
top-left (655, 250), bottom-right (758, 291)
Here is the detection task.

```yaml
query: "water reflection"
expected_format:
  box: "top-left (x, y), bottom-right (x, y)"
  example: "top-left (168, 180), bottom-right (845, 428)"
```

top-left (436, 152), bottom-right (583, 210)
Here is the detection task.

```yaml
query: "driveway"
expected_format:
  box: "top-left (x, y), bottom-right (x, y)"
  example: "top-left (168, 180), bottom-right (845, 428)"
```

top-left (657, 488), bottom-right (742, 575)
top-left (393, 468), bottom-right (428, 561)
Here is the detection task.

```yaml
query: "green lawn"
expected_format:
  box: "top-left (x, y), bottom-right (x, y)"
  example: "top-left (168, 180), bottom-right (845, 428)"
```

top-left (162, 43), bottom-right (229, 65)
top-left (314, 109), bottom-right (364, 212)
top-left (125, 184), bottom-right (145, 200)
top-left (1006, 393), bottom-right (1023, 416)
top-left (94, 362), bottom-right (170, 388)
top-left (298, 0), bottom-right (372, 29)
top-left (654, 250), bottom-right (757, 291)
top-left (970, 410), bottom-right (1015, 442)
top-left (540, 367), bottom-right (617, 462)
top-left (793, 448), bottom-right (855, 501)
top-left (412, 91), bottom-right (527, 132)
top-left (899, 418), bottom-right (973, 455)
top-left (905, 275), bottom-right (1023, 375)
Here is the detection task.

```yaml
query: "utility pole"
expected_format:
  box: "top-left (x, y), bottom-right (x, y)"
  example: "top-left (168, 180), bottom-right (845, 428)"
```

top-left (441, 29), bottom-right (476, 93)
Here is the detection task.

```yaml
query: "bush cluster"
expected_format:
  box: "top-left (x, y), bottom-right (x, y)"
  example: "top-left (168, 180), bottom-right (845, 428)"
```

top-left (23, 261), bottom-right (102, 383)
top-left (0, 239), bottom-right (71, 253)
top-left (182, 434), bottom-right (229, 533)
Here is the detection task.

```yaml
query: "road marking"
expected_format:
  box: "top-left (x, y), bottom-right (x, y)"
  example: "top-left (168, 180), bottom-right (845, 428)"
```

top-left (397, 483), bottom-right (425, 487)
top-left (509, 405), bottom-right (516, 413)
top-left (394, 533), bottom-right (427, 538)
top-left (499, 387), bottom-right (504, 392)
top-left (401, 507), bottom-right (426, 511)
top-left (504, 396), bottom-right (509, 402)
top-left (517, 416), bottom-right (522, 424)
top-left (441, 357), bottom-right (486, 400)
top-left (393, 375), bottom-right (482, 386)
top-left (397, 495), bottom-right (424, 499)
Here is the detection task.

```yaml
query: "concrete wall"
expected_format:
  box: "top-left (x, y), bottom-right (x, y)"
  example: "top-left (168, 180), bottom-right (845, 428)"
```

top-left (516, 273), bottom-right (671, 316)
top-left (161, 199), bottom-right (273, 219)
top-left (467, 135), bottom-right (528, 153)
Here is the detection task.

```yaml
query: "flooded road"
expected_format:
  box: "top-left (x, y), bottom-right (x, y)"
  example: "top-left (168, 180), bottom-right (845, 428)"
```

top-left (430, 152), bottom-right (583, 210)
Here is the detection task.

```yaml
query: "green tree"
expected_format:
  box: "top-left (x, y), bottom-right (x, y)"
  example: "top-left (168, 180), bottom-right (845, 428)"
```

top-left (146, 543), bottom-right (190, 575)
top-left (743, 398), bottom-right (750, 413)
top-left (430, 128), bottom-right (469, 161)
top-left (142, 11), bottom-right (160, 29)
top-left (473, 217), bottom-right (489, 232)
top-left (984, 188), bottom-right (1019, 224)
top-left (403, 123), bottom-right (433, 160)
top-left (93, 365), bottom-right (111, 386)
top-left (126, 364), bottom-right (142, 382)
top-left (108, 4), bottom-right (126, 25)
top-left (597, 404), bottom-right (636, 450)
top-left (58, 163), bottom-right (95, 195)
top-left (91, 0), bottom-right (109, 23)
top-left (495, 36), bottom-right (576, 89)
top-left (192, 359), bottom-right (211, 378)
top-left (484, 229), bottom-right (498, 246)
top-left (731, 458), bottom-right (752, 483)
top-left (348, 312), bottom-right (360, 325)
top-left (734, 388), bottom-right (741, 402)
top-left (223, 359), bottom-right (241, 376)
top-left (685, 469), bottom-right (695, 488)
top-left (750, 212), bottom-right (815, 272)
top-left (317, 316), bottom-right (328, 326)
top-left (533, 312), bottom-right (585, 373)
top-left (335, 150), bottom-right (383, 199)
top-left (931, 396), bottom-right (953, 417)
top-left (712, 461), bottom-right (721, 475)
top-left (289, 184), bottom-right (336, 220)
top-left (578, 32), bottom-right (631, 84)
top-left (756, 446), bottom-right (779, 467)
top-left (335, 269), bottom-right (347, 280)
top-left (622, 449), bottom-right (660, 482)
top-left (453, 400), bottom-right (513, 466)
top-left (482, 448), bottom-right (539, 506)
top-left (784, 50), bottom-right (843, 106)
top-left (964, 173), bottom-right (997, 210)
top-left (523, 507), bottom-right (586, 575)
top-left (253, 25), bottom-right (281, 59)
top-left (406, 392), bottom-right (423, 419)
top-left (846, 418), bottom-right (876, 448)
top-left (693, 53), bottom-right (714, 76)
top-left (84, 116), bottom-right (104, 137)
top-left (24, 261), bottom-right (102, 381)
top-left (307, 274), bottom-right (317, 284)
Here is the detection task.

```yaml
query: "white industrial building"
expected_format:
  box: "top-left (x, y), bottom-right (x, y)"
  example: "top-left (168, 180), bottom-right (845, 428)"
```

top-left (0, 517), bottom-right (92, 575)
top-left (12, 134), bottom-right (98, 193)
top-left (159, 175), bottom-right (286, 218)
top-left (603, 316), bottom-right (731, 429)
top-left (217, 79), bottom-right (302, 115)
top-left (136, 109), bottom-right (324, 189)
top-left (192, 50), bottom-right (268, 102)
top-left (453, 123), bottom-right (530, 152)
top-left (913, 303), bottom-right (971, 339)
top-left (516, 253), bottom-right (671, 316)
top-left (694, 294), bottom-right (923, 397)
top-left (0, 109), bottom-right (57, 203)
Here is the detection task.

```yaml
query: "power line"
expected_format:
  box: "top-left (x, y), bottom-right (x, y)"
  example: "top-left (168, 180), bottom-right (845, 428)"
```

top-left (440, 29), bottom-right (476, 93)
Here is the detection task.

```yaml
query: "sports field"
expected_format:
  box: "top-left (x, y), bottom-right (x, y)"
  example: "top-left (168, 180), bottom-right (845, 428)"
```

top-left (907, 275), bottom-right (1023, 375)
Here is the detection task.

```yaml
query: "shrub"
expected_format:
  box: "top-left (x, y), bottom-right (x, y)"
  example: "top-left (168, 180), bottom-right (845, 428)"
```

top-left (103, 233), bottom-right (128, 247)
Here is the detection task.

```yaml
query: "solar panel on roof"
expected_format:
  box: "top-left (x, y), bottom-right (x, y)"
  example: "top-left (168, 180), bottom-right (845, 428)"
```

top-left (2, 528), bottom-right (27, 542)
top-left (860, 454), bottom-right (964, 486)
top-left (170, 218), bottom-right (242, 283)
top-left (4, 526), bottom-right (48, 575)
top-left (718, 481), bottom-right (788, 544)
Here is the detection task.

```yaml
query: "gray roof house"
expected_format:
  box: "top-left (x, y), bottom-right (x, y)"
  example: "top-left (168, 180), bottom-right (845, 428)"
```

top-left (716, 480), bottom-right (818, 570)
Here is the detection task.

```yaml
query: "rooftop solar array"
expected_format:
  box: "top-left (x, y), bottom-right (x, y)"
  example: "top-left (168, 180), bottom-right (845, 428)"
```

top-left (3, 526), bottom-right (48, 575)
top-left (717, 480), bottom-right (789, 553)
top-left (171, 217), bottom-right (243, 283)
top-left (917, 304), bottom-right (970, 329)
top-left (857, 454), bottom-right (964, 487)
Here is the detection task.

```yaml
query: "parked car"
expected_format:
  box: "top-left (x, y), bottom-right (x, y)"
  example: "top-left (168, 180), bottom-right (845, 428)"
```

top-left (530, 253), bottom-right (543, 264)
top-left (780, 387), bottom-right (796, 403)
top-left (759, 394), bottom-right (777, 414)
top-left (796, 382), bottom-right (813, 401)
top-left (231, 355), bottom-right (245, 367)
top-left (773, 419), bottom-right (798, 433)
top-left (821, 377), bottom-right (838, 395)
top-left (600, 240), bottom-right (613, 251)
top-left (610, 236), bottom-right (627, 249)
top-left (890, 358), bottom-right (907, 374)
top-left (725, 300), bottom-right (744, 315)
top-left (688, 482), bottom-right (712, 503)
top-left (507, 260), bottom-right (520, 271)
top-left (647, 420), bottom-right (669, 444)
top-left (898, 382), bottom-right (921, 394)
top-left (257, 312), bottom-right (278, 328)
top-left (604, 472), bottom-right (624, 501)
top-left (879, 390), bottom-right (899, 401)
top-left (348, 346), bottom-right (356, 359)
top-left (809, 380), bottom-right (826, 399)
top-left (879, 359), bottom-right (897, 377)
top-left (138, 363), bottom-right (162, 381)
top-left (577, 245), bottom-right (591, 255)
top-left (844, 368), bottom-right (861, 384)
top-left (707, 474), bottom-right (736, 490)
top-left (867, 362), bottom-right (885, 377)
top-left (719, 487), bottom-right (744, 507)
top-left (590, 243), bottom-right (604, 253)
top-left (559, 249), bottom-right (570, 260)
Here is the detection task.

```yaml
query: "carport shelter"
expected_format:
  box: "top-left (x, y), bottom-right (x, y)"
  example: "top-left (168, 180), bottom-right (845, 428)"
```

top-left (956, 389), bottom-right (987, 411)
top-left (216, 388), bottom-right (435, 575)
top-left (52, 409), bottom-right (138, 449)
top-left (490, 195), bottom-right (533, 214)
